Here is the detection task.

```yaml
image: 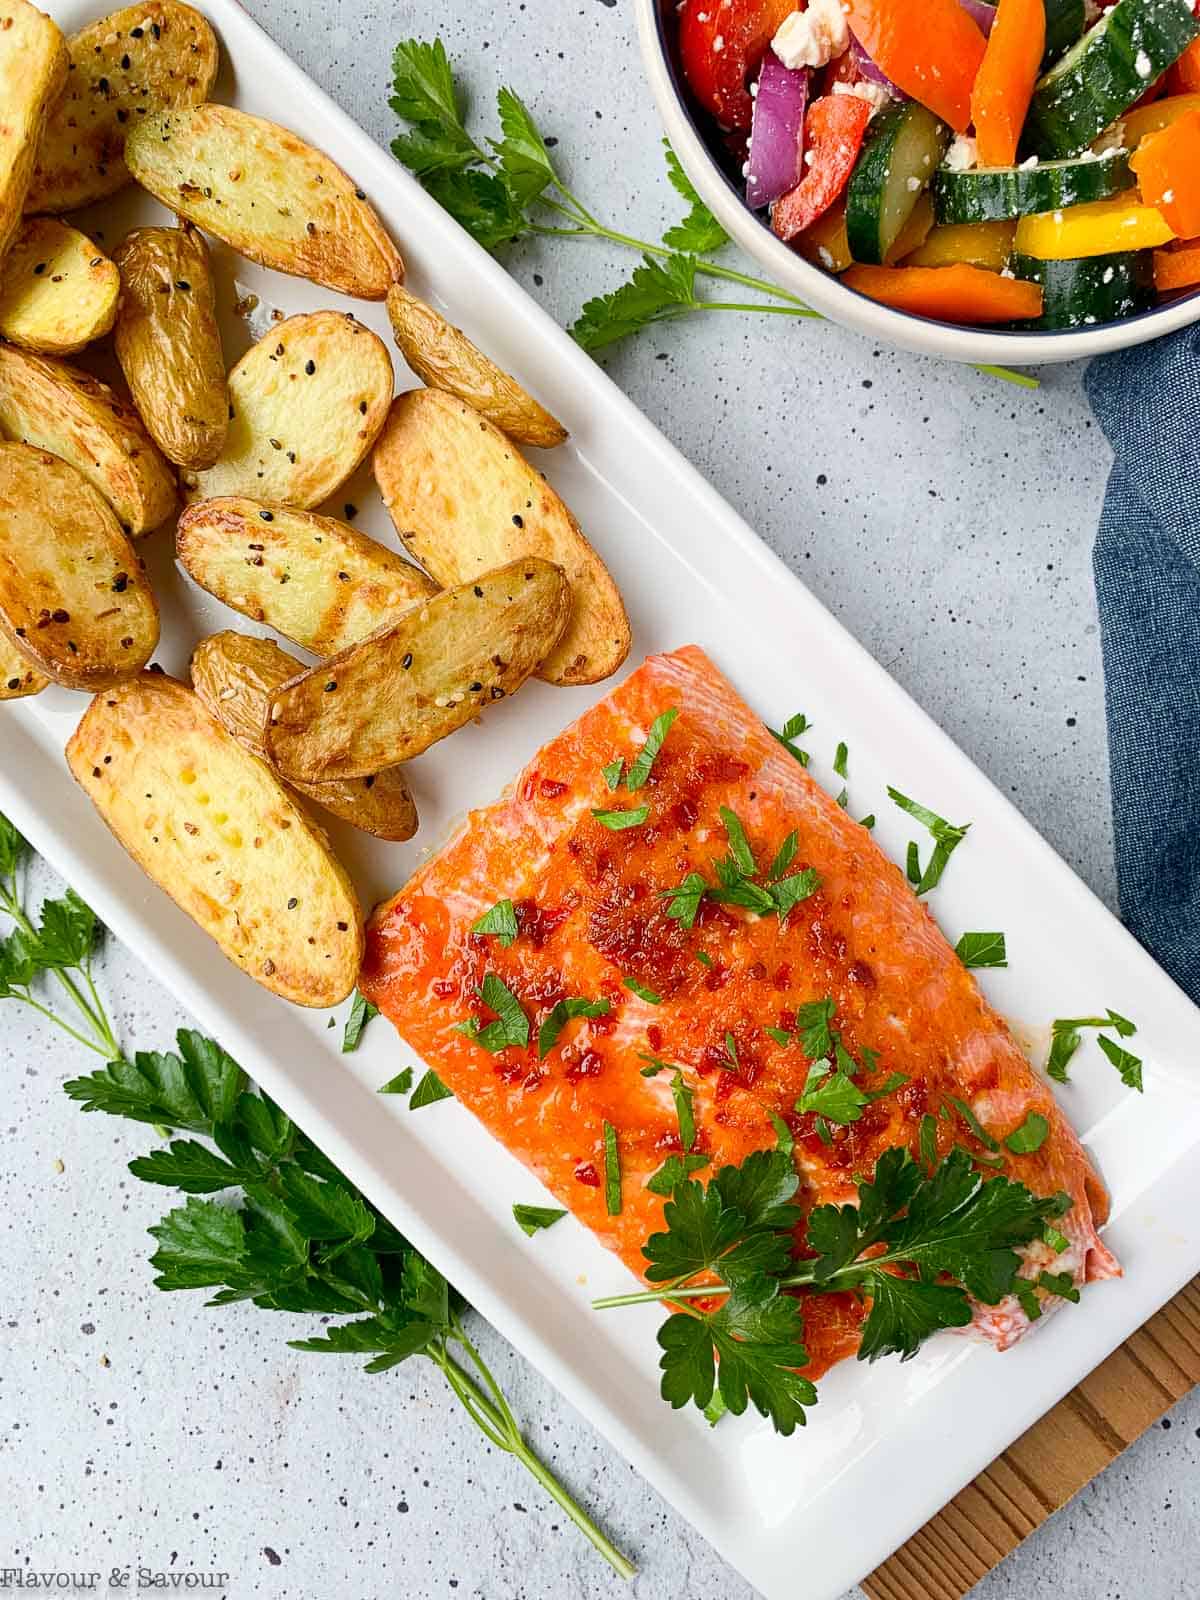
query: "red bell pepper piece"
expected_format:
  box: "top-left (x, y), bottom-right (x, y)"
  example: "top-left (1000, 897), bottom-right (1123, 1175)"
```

top-left (678, 0), bottom-right (796, 131)
top-left (772, 94), bottom-right (872, 243)
top-left (842, 0), bottom-right (987, 132)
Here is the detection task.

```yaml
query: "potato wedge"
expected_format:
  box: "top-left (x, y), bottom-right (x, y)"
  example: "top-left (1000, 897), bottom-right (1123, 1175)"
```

top-left (0, 345), bottom-right (176, 534)
top-left (113, 224), bottom-right (227, 470)
top-left (125, 104), bottom-right (402, 300)
top-left (26, 1), bottom-right (217, 215)
top-left (66, 672), bottom-right (363, 1007)
top-left (374, 389), bottom-right (629, 687)
top-left (0, 218), bottom-right (118, 354)
top-left (0, 632), bottom-right (47, 699)
top-left (386, 285), bottom-right (567, 449)
top-left (266, 558), bottom-right (570, 781)
top-left (191, 632), bottom-right (418, 842)
top-left (184, 313), bottom-right (393, 510)
top-left (177, 498), bottom-right (436, 656)
top-left (0, 2), bottom-right (67, 259)
top-left (0, 443), bottom-right (158, 689)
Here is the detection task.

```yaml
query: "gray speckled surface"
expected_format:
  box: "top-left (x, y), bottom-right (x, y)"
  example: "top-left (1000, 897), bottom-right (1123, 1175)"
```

top-left (3, 0), bottom-right (1198, 1595)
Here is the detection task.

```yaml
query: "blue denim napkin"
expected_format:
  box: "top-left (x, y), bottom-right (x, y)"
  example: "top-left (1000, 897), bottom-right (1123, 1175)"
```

top-left (1085, 325), bottom-right (1200, 1004)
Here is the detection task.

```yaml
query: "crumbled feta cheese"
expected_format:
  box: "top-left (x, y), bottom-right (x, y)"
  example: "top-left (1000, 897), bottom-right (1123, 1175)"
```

top-left (818, 246), bottom-right (836, 268)
top-left (1135, 48), bottom-right (1152, 79)
top-left (1018, 153), bottom-right (1040, 171)
top-left (772, 0), bottom-right (850, 71)
top-left (906, 175), bottom-right (921, 191)
top-left (1163, 188), bottom-right (1176, 203)
top-left (1102, 265), bottom-right (1115, 283)
top-left (831, 78), bottom-right (892, 119)
top-left (943, 134), bottom-right (978, 172)
top-left (712, 32), bottom-right (724, 51)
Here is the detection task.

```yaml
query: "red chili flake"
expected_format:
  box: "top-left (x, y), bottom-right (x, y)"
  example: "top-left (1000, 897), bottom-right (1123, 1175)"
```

top-left (646, 1024), bottom-right (664, 1051)
top-left (746, 961), bottom-right (767, 982)
top-left (574, 1161), bottom-right (601, 1187)
top-left (539, 777), bottom-right (568, 799)
top-left (772, 964), bottom-right (793, 992)
top-left (715, 1070), bottom-right (738, 1103)
top-left (895, 1079), bottom-right (929, 1121)
top-left (431, 979), bottom-right (457, 999)
top-left (777, 1008), bottom-right (797, 1033)
top-left (522, 1068), bottom-right (547, 1094)
top-left (703, 963), bottom-right (731, 992)
top-left (847, 959), bottom-right (876, 989)
top-left (671, 798), bottom-right (699, 832)
top-left (654, 1128), bottom-right (683, 1153)
top-left (565, 1049), bottom-right (603, 1082)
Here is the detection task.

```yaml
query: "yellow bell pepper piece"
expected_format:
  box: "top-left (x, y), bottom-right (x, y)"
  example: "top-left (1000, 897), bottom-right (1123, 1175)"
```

top-left (1105, 92), bottom-right (1200, 151)
top-left (884, 192), bottom-right (935, 265)
top-left (1015, 194), bottom-right (1176, 259)
top-left (903, 220), bottom-right (1016, 271)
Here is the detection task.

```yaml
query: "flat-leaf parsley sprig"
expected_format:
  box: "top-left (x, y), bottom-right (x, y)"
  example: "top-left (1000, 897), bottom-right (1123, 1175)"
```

top-left (389, 39), bottom-right (1036, 388)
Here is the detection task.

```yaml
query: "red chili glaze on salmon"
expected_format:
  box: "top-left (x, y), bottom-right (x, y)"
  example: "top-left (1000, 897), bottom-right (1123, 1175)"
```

top-left (361, 646), bottom-right (1118, 1378)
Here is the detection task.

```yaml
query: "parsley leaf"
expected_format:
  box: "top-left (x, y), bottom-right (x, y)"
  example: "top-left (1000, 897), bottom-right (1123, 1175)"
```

top-left (719, 807), bottom-right (757, 877)
top-left (1097, 1033), bottom-right (1143, 1092)
top-left (63, 1029), bottom-right (244, 1134)
top-left (342, 991), bottom-right (379, 1052)
top-left (946, 1094), bottom-right (1000, 1152)
top-left (456, 973), bottom-right (529, 1053)
top-left (513, 1203), bottom-right (568, 1236)
top-left (1046, 1011), bottom-right (1140, 1085)
top-left (645, 1152), bottom-right (711, 1195)
top-left (572, 254), bottom-right (700, 353)
top-left (410, 1069), bottom-right (455, 1109)
top-left (768, 1110), bottom-right (794, 1156)
top-left (24, 889), bottom-right (98, 971)
top-left (471, 899), bottom-right (519, 949)
top-left (1005, 1112), bottom-right (1049, 1155)
top-left (670, 1071), bottom-right (697, 1151)
top-left (423, 168), bottom-right (527, 250)
top-left (768, 831), bottom-right (798, 882)
top-left (887, 787), bottom-right (971, 896)
top-left (591, 804), bottom-right (649, 831)
top-left (769, 868), bottom-right (821, 918)
top-left (796, 1060), bottom-right (868, 1126)
top-left (603, 1121), bottom-right (622, 1216)
top-left (602, 758), bottom-right (624, 791)
top-left (625, 707), bottom-right (679, 791)
top-left (491, 86), bottom-right (557, 205)
top-left (0, 810), bottom-right (26, 879)
top-left (537, 997), bottom-right (611, 1059)
top-left (389, 39), bottom-right (482, 175)
top-left (955, 932), bottom-right (1008, 970)
top-left (795, 997), bottom-right (837, 1061)
top-left (128, 1140), bottom-right (259, 1195)
top-left (661, 142), bottom-right (729, 254)
top-left (770, 712), bottom-right (811, 767)
top-left (663, 871), bottom-right (707, 931)
top-left (622, 976), bottom-right (661, 1004)
top-left (378, 1067), bottom-right (414, 1096)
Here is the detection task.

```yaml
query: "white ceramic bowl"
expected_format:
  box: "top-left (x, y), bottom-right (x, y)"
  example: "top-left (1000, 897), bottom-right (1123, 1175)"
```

top-left (634, 0), bottom-right (1200, 366)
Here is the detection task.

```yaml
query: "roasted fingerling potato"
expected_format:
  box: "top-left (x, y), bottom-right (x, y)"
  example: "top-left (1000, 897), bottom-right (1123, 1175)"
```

top-left (0, 344), bottom-right (176, 535)
top-left (26, 0), bottom-right (218, 215)
top-left (191, 631), bottom-right (418, 842)
top-left (0, 443), bottom-right (158, 689)
top-left (184, 312), bottom-right (393, 509)
top-left (176, 498), bottom-right (436, 656)
top-left (266, 557), bottom-right (571, 782)
top-left (386, 284), bottom-right (567, 449)
top-left (0, 631), bottom-right (46, 699)
top-left (66, 672), bottom-right (364, 1007)
top-left (374, 389), bottom-right (630, 687)
top-left (0, 219), bottom-right (119, 354)
top-left (0, 2), bottom-right (68, 260)
top-left (113, 223), bottom-right (227, 470)
top-left (125, 103), bottom-right (403, 300)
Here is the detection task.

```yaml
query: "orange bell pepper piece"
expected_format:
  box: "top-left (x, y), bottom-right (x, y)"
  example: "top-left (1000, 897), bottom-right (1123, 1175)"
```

top-left (1155, 241), bottom-right (1200, 292)
top-left (842, 0), bottom-right (987, 132)
top-left (772, 95), bottom-right (873, 242)
top-left (971, 0), bottom-right (1045, 166)
top-left (1166, 37), bottom-right (1200, 94)
top-left (1131, 107), bottom-right (1200, 240)
top-left (840, 263), bottom-right (1044, 322)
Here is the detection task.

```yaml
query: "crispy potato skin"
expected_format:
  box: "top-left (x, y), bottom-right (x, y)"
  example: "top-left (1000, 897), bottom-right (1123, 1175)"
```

top-left (191, 631), bottom-right (418, 842)
top-left (183, 312), bottom-right (393, 509)
top-left (176, 498), bottom-right (436, 655)
top-left (0, 344), bottom-right (176, 534)
top-left (66, 672), bottom-right (364, 1006)
top-left (26, 1), bottom-right (218, 214)
top-left (0, 218), bottom-right (118, 354)
top-left (266, 557), bottom-right (571, 781)
top-left (0, 443), bottom-right (158, 688)
top-left (0, 2), bottom-right (68, 260)
top-left (125, 104), bottom-right (403, 299)
top-left (0, 630), bottom-right (46, 698)
top-left (386, 285), bottom-right (567, 449)
top-left (374, 389), bottom-right (629, 687)
top-left (113, 224), bottom-right (227, 470)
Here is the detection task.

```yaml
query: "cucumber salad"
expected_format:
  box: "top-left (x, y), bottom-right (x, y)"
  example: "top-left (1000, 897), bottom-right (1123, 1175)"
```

top-left (675, 0), bottom-right (1200, 329)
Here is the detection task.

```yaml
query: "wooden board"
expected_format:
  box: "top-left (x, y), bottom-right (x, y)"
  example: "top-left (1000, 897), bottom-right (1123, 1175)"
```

top-left (864, 1278), bottom-right (1200, 1600)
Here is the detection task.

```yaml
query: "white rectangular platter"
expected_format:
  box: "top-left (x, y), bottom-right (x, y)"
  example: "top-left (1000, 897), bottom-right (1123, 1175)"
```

top-left (4, 3), bottom-right (1200, 1597)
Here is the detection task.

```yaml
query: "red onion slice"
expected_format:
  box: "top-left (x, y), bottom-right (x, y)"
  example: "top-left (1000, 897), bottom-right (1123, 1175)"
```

top-left (848, 33), bottom-right (908, 98)
top-left (746, 52), bottom-right (809, 211)
top-left (957, 0), bottom-right (998, 33)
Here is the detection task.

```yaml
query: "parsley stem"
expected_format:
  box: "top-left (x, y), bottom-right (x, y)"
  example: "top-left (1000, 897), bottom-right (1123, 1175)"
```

top-left (0, 883), bottom-right (118, 1056)
top-left (10, 991), bottom-right (116, 1056)
top-left (429, 1318), bottom-right (636, 1581)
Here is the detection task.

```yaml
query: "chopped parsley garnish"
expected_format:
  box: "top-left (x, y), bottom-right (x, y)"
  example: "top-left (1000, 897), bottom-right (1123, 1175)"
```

top-left (622, 976), bottom-right (661, 1004)
top-left (859, 814), bottom-right (876, 831)
top-left (797, 1060), bottom-right (868, 1125)
top-left (513, 1203), bottom-right (568, 1236)
top-left (638, 1053), bottom-right (674, 1078)
top-left (764, 1025), bottom-right (792, 1047)
top-left (591, 804), bottom-right (649, 831)
top-left (833, 741), bottom-right (849, 808)
top-left (769, 712), bottom-right (811, 767)
top-left (670, 1071), bottom-right (696, 1151)
top-left (625, 707), bottom-right (679, 792)
top-left (341, 990), bottom-right (379, 1052)
top-left (471, 898), bottom-right (519, 948)
top-left (1046, 1010), bottom-right (1140, 1088)
top-left (646, 1152), bottom-right (710, 1195)
top-left (595, 1145), bottom-right (1072, 1433)
top-left (795, 997), bottom-right (837, 1060)
top-left (603, 1121), bottom-right (621, 1215)
top-left (378, 1067), bottom-right (414, 1096)
top-left (719, 807), bottom-right (756, 877)
top-left (770, 869), bottom-right (821, 917)
top-left (454, 973), bottom-right (529, 1053)
top-left (410, 1068), bottom-right (454, 1109)
top-left (768, 1110), bottom-right (794, 1156)
top-left (865, 1071), bottom-right (910, 1102)
top-left (918, 1113), bottom-right (939, 1170)
top-left (601, 758), bottom-right (624, 791)
top-left (537, 997), bottom-right (611, 1059)
top-left (1043, 1223), bottom-right (1070, 1254)
top-left (694, 950), bottom-right (714, 969)
top-left (668, 813), bottom-right (821, 928)
top-left (663, 872), bottom-right (707, 931)
top-left (768, 830), bottom-right (798, 881)
top-left (1004, 1112), bottom-right (1049, 1155)
top-left (888, 787), bottom-right (971, 896)
top-left (722, 1032), bottom-right (740, 1072)
top-left (955, 931), bottom-right (1008, 970)
top-left (946, 1094), bottom-right (1000, 1152)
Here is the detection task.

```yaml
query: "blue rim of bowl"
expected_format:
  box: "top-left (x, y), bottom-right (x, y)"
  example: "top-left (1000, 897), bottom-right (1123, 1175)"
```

top-left (651, 0), bottom-right (1200, 342)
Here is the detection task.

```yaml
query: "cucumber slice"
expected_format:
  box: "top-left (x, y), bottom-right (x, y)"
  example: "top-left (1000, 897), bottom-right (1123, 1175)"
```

top-left (1022, 0), bottom-right (1200, 158)
top-left (932, 148), bottom-right (1133, 223)
top-left (845, 103), bottom-right (951, 266)
top-left (1042, 0), bottom-right (1086, 68)
top-left (1011, 248), bottom-right (1156, 326)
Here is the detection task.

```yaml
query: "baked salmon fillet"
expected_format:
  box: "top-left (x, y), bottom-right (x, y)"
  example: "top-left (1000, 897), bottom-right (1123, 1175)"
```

top-left (361, 645), bottom-right (1118, 1378)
